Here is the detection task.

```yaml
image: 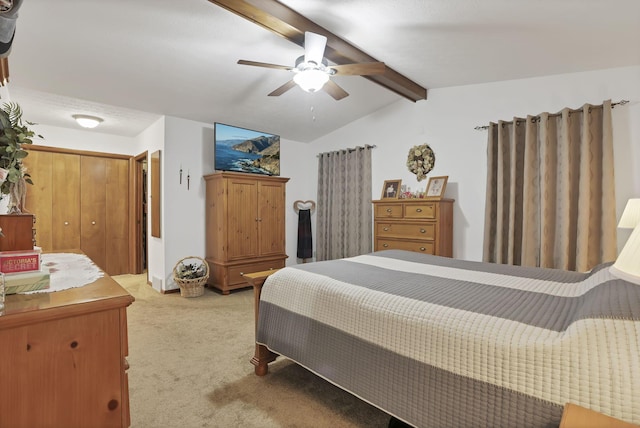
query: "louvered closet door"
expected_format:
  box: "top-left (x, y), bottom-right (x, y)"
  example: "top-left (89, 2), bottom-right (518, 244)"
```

top-left (23, 150), bottom-right (53, 250)
top-left (52, 153), bottom-right (81, 251)
top-left (81, 156), bottom-right (107, 270)
top-left (257, 180), bottom-right (286, 256)
top-left (227, 178), bottom-right (259, 260)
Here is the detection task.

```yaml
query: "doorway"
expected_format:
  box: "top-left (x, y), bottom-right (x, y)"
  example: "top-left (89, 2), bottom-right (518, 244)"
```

top-left (132, 151), bottom-right (148, 274)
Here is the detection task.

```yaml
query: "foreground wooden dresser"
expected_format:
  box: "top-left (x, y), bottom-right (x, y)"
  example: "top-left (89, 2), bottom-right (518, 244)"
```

top-left (373, 198), bottom-right (454, 257)
top-left (0, 273), bottom-right (135, 427)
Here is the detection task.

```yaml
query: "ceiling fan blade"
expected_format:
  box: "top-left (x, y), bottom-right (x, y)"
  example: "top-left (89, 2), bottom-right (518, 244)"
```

top-left (238, 59), bottom-right (292, 71)
top-left (330, 62), bottom-right (386, 76)
top-left (304, 31), bottom-right (327, 65)
top-left (268, 80), bottom-right (297, 97)
top-left (322, 80), bottom-right (349, 101)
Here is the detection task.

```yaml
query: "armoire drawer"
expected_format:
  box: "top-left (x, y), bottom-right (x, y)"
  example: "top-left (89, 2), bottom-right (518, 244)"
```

top-left (374, 204), bottom-right (403, 218)
top-left (376, 222), bottom-right (436, 240)
top-left (376, 239), bottom-right (435, 254)
top-left (403, 203), bottom-right (437, 219)
top-left (228, 260), bottom-right (285, 285)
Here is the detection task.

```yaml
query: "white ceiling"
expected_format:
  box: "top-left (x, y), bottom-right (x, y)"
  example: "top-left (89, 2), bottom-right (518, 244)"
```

top-left (6, 0), bottom-right (640, 142)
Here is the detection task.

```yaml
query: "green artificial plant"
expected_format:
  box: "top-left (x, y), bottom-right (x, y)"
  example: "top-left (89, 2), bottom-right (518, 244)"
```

top-left (0, 102), bottom-right (40, 210)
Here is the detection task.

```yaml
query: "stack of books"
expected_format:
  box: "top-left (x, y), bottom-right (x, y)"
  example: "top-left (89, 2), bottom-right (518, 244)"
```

top-left (0, 247), bottom-right (50, 294)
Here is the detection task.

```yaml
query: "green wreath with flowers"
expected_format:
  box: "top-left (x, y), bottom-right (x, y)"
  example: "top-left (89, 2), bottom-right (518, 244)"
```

top-left (406, 144), bottom-right (435, 182)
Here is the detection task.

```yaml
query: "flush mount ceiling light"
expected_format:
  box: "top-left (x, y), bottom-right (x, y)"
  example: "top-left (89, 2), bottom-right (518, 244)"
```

top-left (72, 114), bottom-right (103, 129)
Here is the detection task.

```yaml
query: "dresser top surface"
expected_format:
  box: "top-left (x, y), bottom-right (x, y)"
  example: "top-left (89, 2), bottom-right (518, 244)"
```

top-left (2, 266), bottom-right (134, 327)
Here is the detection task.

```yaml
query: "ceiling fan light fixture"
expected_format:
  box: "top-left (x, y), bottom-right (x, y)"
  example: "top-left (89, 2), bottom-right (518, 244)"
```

top-left (293, 69), bottom-right (330, 92)
top-left (72, 114), bottom-right (103, 129)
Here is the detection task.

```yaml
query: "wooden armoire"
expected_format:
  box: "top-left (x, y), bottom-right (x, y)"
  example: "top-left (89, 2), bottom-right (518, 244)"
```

top-left (204, 171), bottom-right (289, 294)
top-left (23, 146), bottom-right (131, 275)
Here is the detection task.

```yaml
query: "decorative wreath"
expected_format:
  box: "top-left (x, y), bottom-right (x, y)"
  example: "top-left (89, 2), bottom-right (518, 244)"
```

top-left (406, 144), bottom-right (435, 182)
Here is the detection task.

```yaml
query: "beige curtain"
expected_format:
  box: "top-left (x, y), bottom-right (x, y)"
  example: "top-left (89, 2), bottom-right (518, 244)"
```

top-left (316, 146), bottom-right (373, 261)
top-left (483, 100), bottom-right (617, 272)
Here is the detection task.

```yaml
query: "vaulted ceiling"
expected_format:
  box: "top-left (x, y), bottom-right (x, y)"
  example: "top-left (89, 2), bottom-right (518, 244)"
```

top-left (7, 0), bottom-right (640, 142)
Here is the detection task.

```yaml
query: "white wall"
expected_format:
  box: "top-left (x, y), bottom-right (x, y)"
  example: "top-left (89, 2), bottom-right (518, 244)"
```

top-left (22, 114), bottom-right (312, 292)
top-left (31, 123), bottom-right (140, 155)
top-left (136, 117), bottom-right (165, 290)
top-left (309, 65), bottom-right (640, 261)
top-left (18, 65), bottom-right (639, 283)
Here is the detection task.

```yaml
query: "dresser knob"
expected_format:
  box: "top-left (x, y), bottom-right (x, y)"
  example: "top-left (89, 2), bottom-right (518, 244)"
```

top-left (416, 208), bottom-right (423, 213)
top-left (420, 247), bottom-right (426, 251)
top-left (91, 221), bottom-right (96, 225)
top-left (383, 244), bottom-right (389, 248)
top-left (420, 229), bottom-right (426, 233)
top-left (383, 227), bottom-right (389, 231)
top-left (64, 221), bottom-right (69, 226)
top-left (107, 399), bottom-right (119, 411)
top-left (386, 208), bottom-right (392, 213)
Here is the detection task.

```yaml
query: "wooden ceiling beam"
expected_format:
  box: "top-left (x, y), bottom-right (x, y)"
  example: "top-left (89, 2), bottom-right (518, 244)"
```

top-left (208, 0), bottom-right (427, 102)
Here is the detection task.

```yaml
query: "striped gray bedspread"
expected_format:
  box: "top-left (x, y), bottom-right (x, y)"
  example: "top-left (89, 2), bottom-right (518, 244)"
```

top-left (257, 250), bottom-right (640, 428)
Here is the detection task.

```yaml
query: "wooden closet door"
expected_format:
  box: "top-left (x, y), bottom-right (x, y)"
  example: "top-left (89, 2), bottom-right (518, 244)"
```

top-left (227, 178), bottom-right (259, 260)
top-left (258, 180), bottom-right (286, 256)
top-left (81, 156), bottom-right (107, 270)
top-left (105, 158), bottom-right (129, 275)
top-left (23, 150), bottom-right (53, 250)
top-left (52, 153), bottom-right (81, 251)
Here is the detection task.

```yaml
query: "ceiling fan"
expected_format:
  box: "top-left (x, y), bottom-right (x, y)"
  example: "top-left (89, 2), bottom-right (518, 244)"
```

top-left (238, 31), bottom-right (386, 101)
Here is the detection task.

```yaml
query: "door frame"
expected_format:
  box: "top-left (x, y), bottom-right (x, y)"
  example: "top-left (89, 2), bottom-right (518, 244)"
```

top-left (130, 151), bottom-right (148, 274)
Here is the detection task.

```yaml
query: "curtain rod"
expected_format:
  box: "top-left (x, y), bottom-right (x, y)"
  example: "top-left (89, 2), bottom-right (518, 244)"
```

top-left (474, 99), bottom-right (629, 131)
top-left (316, 144), bottom-right (376, 157)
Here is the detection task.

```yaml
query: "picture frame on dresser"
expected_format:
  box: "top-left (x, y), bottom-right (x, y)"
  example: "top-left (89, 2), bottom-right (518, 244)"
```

top-left (425, 176), bottom-right (448, 200)
top-left (381, 179), bottom-right (402, 199)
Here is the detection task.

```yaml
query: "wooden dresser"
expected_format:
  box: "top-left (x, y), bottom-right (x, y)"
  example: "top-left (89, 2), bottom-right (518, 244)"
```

top-left (373, 198), bottom-right (454, 257)
top-left (204, 172), bottom-right (289, 294)
top-left (0, 271), bottom-right (134, 427)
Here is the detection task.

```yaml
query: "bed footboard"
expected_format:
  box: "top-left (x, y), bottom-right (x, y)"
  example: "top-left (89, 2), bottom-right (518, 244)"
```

top-left (243, 270), bottom-right (281, 376)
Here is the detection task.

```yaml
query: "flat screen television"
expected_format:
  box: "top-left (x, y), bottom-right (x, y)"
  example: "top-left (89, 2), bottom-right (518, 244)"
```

top-left (214, 122), bottom-right (280, 176)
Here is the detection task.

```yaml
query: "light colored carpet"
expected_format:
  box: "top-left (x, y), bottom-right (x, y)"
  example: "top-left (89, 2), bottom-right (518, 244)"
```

top-left (113, 274), bottom-right (391, 428)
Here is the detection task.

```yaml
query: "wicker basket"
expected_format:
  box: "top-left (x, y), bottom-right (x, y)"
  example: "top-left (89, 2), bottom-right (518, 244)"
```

top-left (173, 256), bottom-right (210, 297)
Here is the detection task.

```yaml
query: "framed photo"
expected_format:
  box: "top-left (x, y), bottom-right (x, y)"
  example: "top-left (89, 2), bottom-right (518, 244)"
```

top-left (425, 176), bottom-right (448, 200)
top-left (381, 179), bottom-right (402, 199)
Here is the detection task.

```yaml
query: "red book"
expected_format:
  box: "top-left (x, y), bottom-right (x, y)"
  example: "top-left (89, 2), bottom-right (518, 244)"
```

top-left (0, 248), bottom-right (41, 274)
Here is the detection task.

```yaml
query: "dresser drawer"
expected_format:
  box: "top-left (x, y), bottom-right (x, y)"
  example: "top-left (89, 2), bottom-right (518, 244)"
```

top-left (403, 203), bottom-right (437, 219)
top-left (375, 204), bottom-right (403, 218)
top-left (376, 238), bottom-right (435, 254)
top-left (376, 222), bottom-right (435, 240)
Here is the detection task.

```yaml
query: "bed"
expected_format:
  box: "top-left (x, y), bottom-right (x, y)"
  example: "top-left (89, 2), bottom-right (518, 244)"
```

top-left (250, 250), bottom-right (640, 428)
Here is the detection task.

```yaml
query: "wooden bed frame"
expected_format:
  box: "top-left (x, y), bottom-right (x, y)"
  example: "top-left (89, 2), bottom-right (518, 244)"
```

top-left (243, 269), bottom-right (281, 376)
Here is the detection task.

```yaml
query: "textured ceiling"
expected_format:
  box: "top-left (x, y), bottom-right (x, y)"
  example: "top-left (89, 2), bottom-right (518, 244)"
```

top-left (6, 0), bottom-right (640, 142)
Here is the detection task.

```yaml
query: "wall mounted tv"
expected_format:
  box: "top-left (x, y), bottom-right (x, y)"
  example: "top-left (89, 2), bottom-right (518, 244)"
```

top-left (214, 122), bottom-right (280, 176)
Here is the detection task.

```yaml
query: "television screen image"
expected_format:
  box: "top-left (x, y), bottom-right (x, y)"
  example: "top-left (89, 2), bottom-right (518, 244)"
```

top-left (214, 123), bottom-right (280, 176)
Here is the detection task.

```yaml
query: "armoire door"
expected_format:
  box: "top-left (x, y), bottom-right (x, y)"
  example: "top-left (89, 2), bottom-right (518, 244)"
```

top-left (257, 180), bottom-right (286, 256)
top-left (52, 153), bottom-right (81, 251)
top-left (227, 178), bottom-right (259, 260)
